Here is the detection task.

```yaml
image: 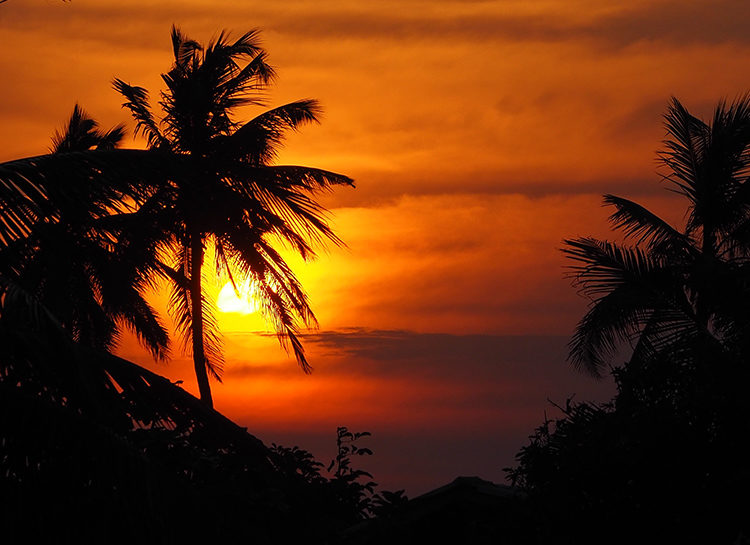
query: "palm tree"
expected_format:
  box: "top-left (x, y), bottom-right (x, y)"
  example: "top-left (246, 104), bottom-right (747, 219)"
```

top-left (0, 104), bottom-right (169, 359)
top-left (0, 107), bottom-right (301, 544)
top-left (50, 103), bottom-right (125, 153)
top-left (113, 26), bottom-right (353, 407)
top-left (564, 95), bottom-right (750, 376)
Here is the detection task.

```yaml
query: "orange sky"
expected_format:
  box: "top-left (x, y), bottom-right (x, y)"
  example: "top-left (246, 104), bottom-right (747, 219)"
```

top-left (3, 0), bottom-right (750, 495)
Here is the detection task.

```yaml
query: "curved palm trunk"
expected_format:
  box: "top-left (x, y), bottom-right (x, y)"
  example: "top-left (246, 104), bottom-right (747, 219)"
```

top-left (190, 230), bottom-right (213, 408)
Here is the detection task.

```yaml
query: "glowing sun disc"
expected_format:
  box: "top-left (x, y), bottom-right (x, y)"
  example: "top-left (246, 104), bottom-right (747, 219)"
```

top-left (217, 279), bottom-right (259, 314)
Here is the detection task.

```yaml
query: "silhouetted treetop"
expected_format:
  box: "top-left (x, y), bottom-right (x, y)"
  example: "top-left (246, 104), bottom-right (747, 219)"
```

top-left (564, 94), bottom-right (750, 376)
top-left (112, 26), bottom-right (353, 407)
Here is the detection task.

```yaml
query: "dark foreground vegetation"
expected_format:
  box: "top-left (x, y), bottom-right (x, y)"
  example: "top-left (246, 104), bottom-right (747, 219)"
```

top-left (506, 95), bottom-right (750, 545)
top-left (0, 308), bottom-right (401, 543)
top-left (1, 23), bottom-right (750, 543)
top-left (0, 26), bottom-right (388, 544)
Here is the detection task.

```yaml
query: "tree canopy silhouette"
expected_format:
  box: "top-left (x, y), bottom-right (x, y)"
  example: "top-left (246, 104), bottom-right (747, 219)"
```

top-left (508, 94), bottom-right (750, 545)
top-left (113, 26), bottom-right (353, 407)
top-left (563, 95), bottom-right (750, 376)
top-left (0, 105), bottom-right (170, 359)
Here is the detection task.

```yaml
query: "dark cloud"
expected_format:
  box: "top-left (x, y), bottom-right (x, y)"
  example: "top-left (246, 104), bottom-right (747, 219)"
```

top-left (305, 328), bottom-right (564, 364)
top-left (319, 172), bottom-right (664, 208)
top-left (231, 328), bottom-right (615, 400)
top-left (5, 1), bottom-right (750, 52)
top-left (264, 1), bottom-right (750, 49)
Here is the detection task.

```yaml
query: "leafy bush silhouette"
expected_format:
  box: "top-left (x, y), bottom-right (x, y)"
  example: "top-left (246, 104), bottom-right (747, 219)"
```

top-left (507, 350), bottom-right (750, 544)
top-left (508, 95), bottom-right (750, 544)
top-left (270, 425), bottom-right (407, 537)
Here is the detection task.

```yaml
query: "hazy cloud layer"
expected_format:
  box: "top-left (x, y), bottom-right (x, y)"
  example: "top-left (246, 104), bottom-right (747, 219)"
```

top-left (4, 0), bottom-right (750, 203)
top-left (7, 1), bottom-right (750, 48)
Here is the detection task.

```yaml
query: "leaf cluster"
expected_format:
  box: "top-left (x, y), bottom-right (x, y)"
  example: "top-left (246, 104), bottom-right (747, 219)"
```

top-left (564, 95), bottom-right (750, 376)
top-left (0, 282), bottom-right (400, 543)
top-left (510, 95), bottom-right (750, 544)
top-left (111, 26), bottom-right (354, 385)
top-left (506, 348), bottom-right (750, 544)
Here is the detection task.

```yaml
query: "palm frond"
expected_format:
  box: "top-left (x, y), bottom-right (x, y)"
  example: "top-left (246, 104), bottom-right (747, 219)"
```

top-left (51, 104), bottom-right (126, 153)
top-left (562, 237), bottom-right (662, 298)
top-left (200, 288), bottom-right (225, 381)
top-left (568, 286), bottom-right (654, 376)
top-left (229, 50), bottom-right (276, 93)
top-left (258, 165), bottom-right (355, 193)
top-left (659, 97), bottom-right (707, 204)
top-left (171, 25), bottom-right (202, 70)
top-left (0, 150), bottom-right (176, 248)
top-left (255, 279), bottom-right (313, 374)
top-left (223, 100), bottom-right (322, 164)
top-left (113, 79), bottom-right (168, 150)
top-left (563, 236), bottom-right (701, 374)
top-left (164, 241), bottom-right (193, 352)
top-left (249, 187), bottom-right (331, 255)
top-left (221, 224), bottom-right (316, 373)
top-left (0, 159), bottom-right (54, 246)
top-left (604, 194), bottom-right (688, 252)
top-left (227, 28), bottom-right (266, 58)
top-left (226, 164), bottom-right (353, 250)
top-left (203, 28), bottom-right (269, 86)
top-left (629, 308), bottom-right (702, 365)
top-left (96, 124), bottom-right (127, 151)
top-left (116, 297), bottom-right (170, 361)
top-left (213, 238), bottom-right (236, 286)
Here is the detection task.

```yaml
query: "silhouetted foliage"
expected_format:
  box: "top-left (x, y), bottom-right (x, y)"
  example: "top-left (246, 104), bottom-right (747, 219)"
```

top-left (0, 277), bottom-right (282, 543)
top-left (112, 26), bottom-right (353, 407)
top-left (0, 287), bottom-right (397, 542)
top-left (1, 105), bottom-right (169, 359)
top-left (0, 30), bottom-right (371, 545)
top-left (268, 425), bottom-right (401, 539)
top-left (506, 351), bottom-right (750, 544)
top-left (564, 94), bottom-right (750, 376)
top-left (327, 427), bottom-right (379, 518)
top-left (508, 95), bottom-right (750, 544)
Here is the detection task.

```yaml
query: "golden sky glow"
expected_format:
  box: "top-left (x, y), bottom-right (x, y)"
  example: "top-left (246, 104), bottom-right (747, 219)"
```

top-left (3, 0), bottom-right (750, 494)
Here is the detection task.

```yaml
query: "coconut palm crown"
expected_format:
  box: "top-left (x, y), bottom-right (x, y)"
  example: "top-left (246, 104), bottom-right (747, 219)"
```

top-left (113, 26), bottom-right (353, 407)
top-left (0, 104), bottom-right (170, 359)
top-left (564, 95), bottom-right (750, 376)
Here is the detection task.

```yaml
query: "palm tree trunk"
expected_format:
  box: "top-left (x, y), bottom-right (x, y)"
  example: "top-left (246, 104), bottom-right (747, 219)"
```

top-left (190, 230), bottom-right (213, 408)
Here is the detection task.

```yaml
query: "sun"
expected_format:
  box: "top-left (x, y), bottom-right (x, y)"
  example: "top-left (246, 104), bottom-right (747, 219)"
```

top-left (216, 278), bottom-right (259, 314)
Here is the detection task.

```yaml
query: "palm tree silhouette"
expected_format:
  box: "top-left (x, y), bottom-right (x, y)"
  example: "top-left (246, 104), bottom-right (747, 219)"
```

top-left (50, 103), bottom-right (125, 153)
top-left (113, 27), bottom-right (352, 407)
top-left (0, 107), bottom-right (294, 543)
top-left (1, 104), bottom-right (169, 358)
top-left (564, 95), bottom-right (750, 376)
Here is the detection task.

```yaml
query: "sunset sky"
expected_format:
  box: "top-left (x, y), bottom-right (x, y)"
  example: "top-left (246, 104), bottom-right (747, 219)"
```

top-left (2, 0), bottom-right (750, 495)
